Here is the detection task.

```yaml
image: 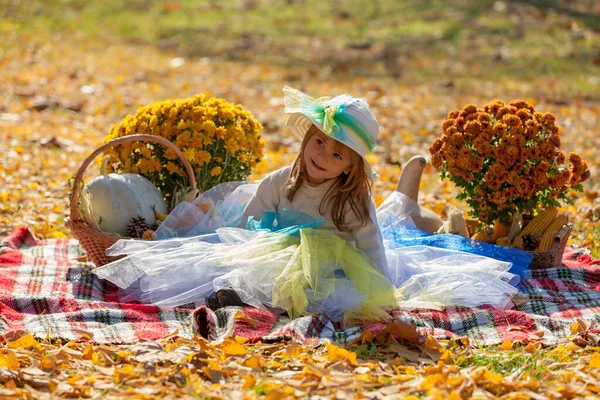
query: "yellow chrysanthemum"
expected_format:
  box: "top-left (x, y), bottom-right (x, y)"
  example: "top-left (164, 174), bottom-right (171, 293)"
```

top-left (103, 93), bottom-right (264, 203)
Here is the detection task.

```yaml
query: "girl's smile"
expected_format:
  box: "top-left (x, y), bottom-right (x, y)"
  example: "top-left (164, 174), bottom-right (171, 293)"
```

top-left (303, 131), bottom-right (353, 184)
top-left (310, 158), bottom-right (326, 171)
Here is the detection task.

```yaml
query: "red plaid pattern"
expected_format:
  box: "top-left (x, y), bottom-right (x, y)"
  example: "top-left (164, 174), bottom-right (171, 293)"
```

top-left (1, 227), bottom-right (599, 345)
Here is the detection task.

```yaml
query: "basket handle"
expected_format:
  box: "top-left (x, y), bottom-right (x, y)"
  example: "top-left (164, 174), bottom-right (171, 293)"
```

top-left (69, 134), bottom-right (197, 222)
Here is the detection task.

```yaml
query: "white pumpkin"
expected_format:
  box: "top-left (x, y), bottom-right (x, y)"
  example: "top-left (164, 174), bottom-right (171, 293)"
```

top-left (79, 171), bottom-right (168, 236)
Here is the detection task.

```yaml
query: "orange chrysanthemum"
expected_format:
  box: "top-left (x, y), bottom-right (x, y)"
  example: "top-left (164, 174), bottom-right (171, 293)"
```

top-left (429, 99), bottom-right (590, 225)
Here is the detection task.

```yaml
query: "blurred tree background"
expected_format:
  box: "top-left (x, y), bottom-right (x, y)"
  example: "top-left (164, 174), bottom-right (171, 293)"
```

top-left (3, 0), bottom-right (600, 87)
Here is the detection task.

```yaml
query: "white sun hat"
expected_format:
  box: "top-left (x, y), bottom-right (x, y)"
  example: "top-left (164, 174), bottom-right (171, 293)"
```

top-left (283, 85), bottom-right (379, 178)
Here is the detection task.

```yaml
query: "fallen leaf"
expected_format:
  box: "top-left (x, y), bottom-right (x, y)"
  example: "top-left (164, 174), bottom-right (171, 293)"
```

top-left (350, 330), bottom-right (374, 345)
top-left (222, 338), bottom-right (249, 357)
top-left (244, 356), bottom-right (262, 370)
top-left (325, 343), bottom-right (357, 366)
top-left (5, 332), bottom-right (42, 351)
top-left (500, 340), bottom-right (514, 351)
top-left (303, 363), bottom-right (330, 378)
top-left (242, 374), bottom-right (256, 390)
top-left (385, 321), bottom-right (418, 343)
top-left (0, 350), bottom-right (20, 370)
top-left (40, 355), bottom-right (55, 372)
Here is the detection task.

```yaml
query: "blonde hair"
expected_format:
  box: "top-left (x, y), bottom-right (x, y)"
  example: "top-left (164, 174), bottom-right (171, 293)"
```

top-left (286, 125), bottom-right (373, 232)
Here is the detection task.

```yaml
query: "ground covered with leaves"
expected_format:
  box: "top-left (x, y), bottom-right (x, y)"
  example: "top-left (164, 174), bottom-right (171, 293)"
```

top-left (2, 1), bottom-right (600, 398)
top-left (1, 324), bottom-right (600, 399)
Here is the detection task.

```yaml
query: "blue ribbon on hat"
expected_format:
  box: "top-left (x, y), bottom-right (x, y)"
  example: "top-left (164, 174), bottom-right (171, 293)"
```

top-left (285, 86), bottom-right (376, 152)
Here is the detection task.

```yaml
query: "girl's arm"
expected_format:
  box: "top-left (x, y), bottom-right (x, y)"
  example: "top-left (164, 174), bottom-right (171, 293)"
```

top-left (352, 201), bottom-right (388, 273)
top-left (237, 168), bottom-right (286, 228)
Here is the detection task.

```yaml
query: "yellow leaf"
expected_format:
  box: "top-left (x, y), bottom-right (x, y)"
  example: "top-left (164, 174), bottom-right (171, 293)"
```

top-left (242, 374), bottom-right (256, 390)
top-left (566, 342), bottom-right (581, 351)
top-left (303, 363), bottom-right (329, 378)
top-left (446, 390), bottom-right (462, 400)
top-left (82, 344), bottom-right (94, 360)
top-left (244, 356), bottom-right (262, 370)
top-left (234, 310), bottom-right (257, 329)
top-left (420, 373), bottom-right (444, 390)
top-left (325, 342), bottom-right (357, 366)
top-left (264, 360), bottom-right (284, 370)
top-left (486, 370), bottom-right (504, 384)
top-left (524, 342), bottom-right (541, 353)
top-left (590, 352), bottom-right (600, 369)
top-left (48, 230), bottom-right (67, 239)
top-left (355, 374), bottom-right (373, 382)
top-left (285, 345), bottom-right (304, 358)
top-left (117, 350), bottom-right (129, 361)
top-left (446, 376), bottom-right (464, 386)
top-left (6, 332), bottom-right (42, 351)
top-left (570, 321), bottom-right (585, 334)
top-left (423, 336), bottom-right (445, 361)
top-left (114, 364), bottom-right (135, 380)
top-left (425, 336), bottom-right (444, 351)
top-left (0, 350), bottom-right (20, 370)
top-left (350, 329), bottom-right (374, 345)
top-left (235, 335), bottom-right (248, 345)
top-left (40, 355), bottom-right (55, 372)
top-left (499, 340), bottom-right (513, 351)
top-left (222, 337), bottom-right (249, 357)
top-left (439, 350), bottom-right (453, 364)
top-left (265, 390), bottom-right (289, 400)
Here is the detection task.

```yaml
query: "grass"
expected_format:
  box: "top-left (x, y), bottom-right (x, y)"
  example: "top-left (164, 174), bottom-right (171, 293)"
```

top-left (456, 346), bottom-right (553, 379)
top-left (2, 0), bottom-right (600, 93)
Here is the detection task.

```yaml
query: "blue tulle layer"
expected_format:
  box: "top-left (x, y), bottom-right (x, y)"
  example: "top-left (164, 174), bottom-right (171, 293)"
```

top-left (379, 221), bottom-right (532, 279)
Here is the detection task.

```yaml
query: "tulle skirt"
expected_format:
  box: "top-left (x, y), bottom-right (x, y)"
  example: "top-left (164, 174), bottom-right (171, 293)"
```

top-left (93, 183), bottom-right (531, 322)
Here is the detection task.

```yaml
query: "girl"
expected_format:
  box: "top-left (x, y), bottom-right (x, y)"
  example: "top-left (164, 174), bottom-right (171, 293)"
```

top-left (238, 86), bottom-right (388, 273)
top-left (94, 86), bottom-right (527, 323)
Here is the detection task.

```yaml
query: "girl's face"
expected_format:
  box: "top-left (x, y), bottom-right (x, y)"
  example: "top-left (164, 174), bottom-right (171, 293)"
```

top-left (303, 130), bottom-right (354, 184)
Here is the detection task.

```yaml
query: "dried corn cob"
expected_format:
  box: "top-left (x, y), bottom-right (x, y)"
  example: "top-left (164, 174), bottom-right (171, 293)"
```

top-left (538, 214), bottom-right (568, 251)
top-left (496, 236), bottom-right (512, 247)
top-left (513, 207), bottom-right (558, 249)
top-left (493, 219), bottom-right (511, 240)
top-left (471, 226), bottom-right (496, 243)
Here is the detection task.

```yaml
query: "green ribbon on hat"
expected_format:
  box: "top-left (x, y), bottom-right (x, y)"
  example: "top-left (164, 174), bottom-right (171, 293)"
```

top-left (284, 86), bottom-right (376, 152)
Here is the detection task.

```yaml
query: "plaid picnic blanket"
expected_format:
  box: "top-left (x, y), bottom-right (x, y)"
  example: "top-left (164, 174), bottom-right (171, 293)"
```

top-left (1, 226), bottom-right (599, 345)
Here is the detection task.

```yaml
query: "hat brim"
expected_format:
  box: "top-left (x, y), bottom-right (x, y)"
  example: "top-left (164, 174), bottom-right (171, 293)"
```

top-left (285, 112), bottom-right (379, 179)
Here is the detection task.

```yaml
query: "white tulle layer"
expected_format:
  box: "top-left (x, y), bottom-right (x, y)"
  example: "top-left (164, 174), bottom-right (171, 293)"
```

top-left (93, 183), bottom-right (520, 316)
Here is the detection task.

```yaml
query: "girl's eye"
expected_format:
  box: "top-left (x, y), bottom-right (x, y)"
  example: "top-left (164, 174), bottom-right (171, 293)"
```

top-left (316, 139), bottom-right (323, 145)
top-left (334, 153), bottom-right (342, 160)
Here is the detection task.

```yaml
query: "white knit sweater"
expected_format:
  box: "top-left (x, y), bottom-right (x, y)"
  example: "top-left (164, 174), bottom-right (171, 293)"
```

top-left (239, 166), bottom-right (388, 272)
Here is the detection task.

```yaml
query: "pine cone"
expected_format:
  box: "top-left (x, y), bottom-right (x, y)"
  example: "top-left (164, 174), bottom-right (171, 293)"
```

top-left (522, 232), bottom-right (541, 251)
top-left (126, 216), bottom-right (150, 238)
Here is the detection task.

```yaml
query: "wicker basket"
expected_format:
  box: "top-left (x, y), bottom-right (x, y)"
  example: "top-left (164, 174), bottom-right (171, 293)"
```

top-left (466, 218), bottom-right (572, 269)
top-left (66, 134), bottom-right (197, 267)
